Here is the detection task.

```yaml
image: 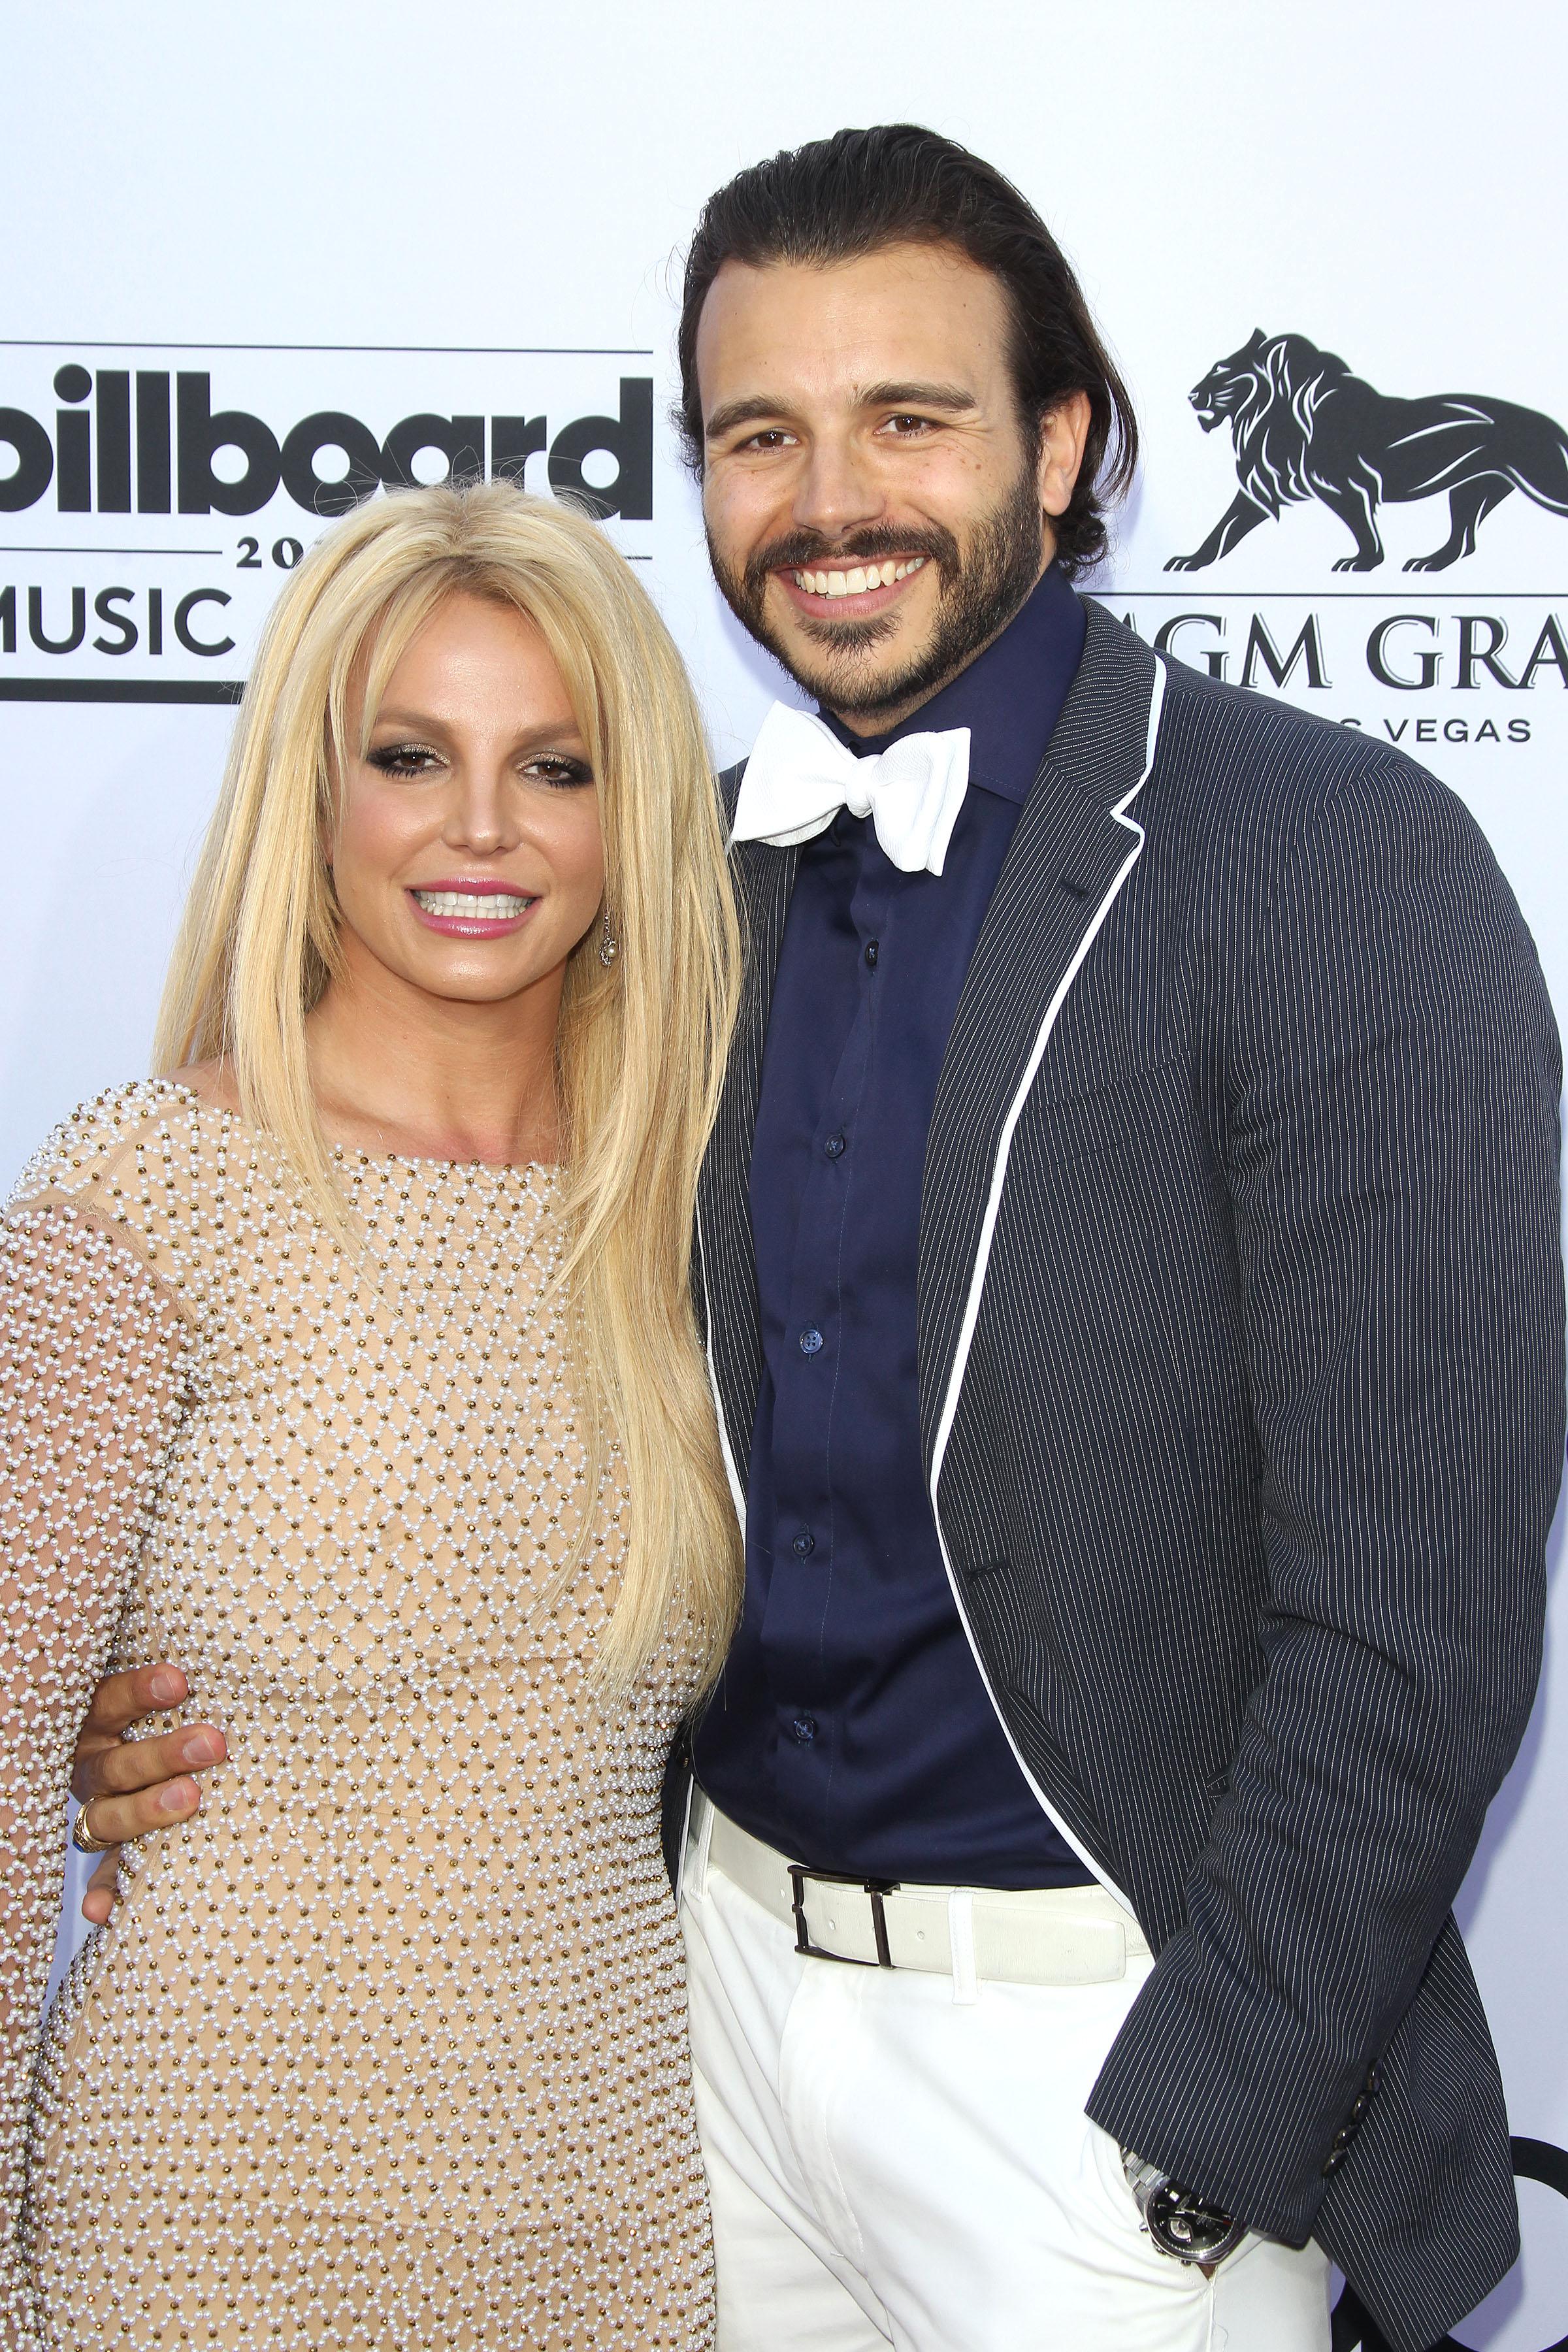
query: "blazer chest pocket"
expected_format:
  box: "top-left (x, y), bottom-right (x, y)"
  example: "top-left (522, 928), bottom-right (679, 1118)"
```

top-left (1028, 1053), bottom-right (1198, 1168)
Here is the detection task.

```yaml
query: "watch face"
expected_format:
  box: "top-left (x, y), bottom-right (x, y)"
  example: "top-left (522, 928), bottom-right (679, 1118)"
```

top-left (1146, 2180), bottom-right (1242, 2262)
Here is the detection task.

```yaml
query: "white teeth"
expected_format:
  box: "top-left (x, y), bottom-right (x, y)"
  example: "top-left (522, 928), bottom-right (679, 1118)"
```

top-left (791, 555), bottom-right (928, 599)
top-left (413, 890), bottom-right (529, 919)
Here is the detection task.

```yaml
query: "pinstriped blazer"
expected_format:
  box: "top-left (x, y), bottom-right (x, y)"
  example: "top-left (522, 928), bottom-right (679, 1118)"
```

top-left (689, 598), bottom-right (1564, 2352)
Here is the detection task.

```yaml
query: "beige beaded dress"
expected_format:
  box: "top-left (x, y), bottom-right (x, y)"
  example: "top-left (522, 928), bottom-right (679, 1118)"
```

top-left (0, 1080), bottom-right (715, 2351)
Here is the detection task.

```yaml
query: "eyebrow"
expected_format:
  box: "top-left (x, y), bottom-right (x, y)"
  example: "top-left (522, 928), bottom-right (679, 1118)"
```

top-left (856, 380), bottom-right (979, 416)
top-left (704, 379), bottom-right (981, 444)
top-left (368, 706), bottom-right (585, 749)
top-left (704, 395), bottom-right (797, 444)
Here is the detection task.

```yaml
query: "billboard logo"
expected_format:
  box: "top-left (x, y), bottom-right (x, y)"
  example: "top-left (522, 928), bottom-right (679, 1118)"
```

top-left (0, 366), bottom-right (651, 524)
top-left (1164, 329), bottom-right (1568, 574)
top-left (0, 343), bottom-right (654, 701)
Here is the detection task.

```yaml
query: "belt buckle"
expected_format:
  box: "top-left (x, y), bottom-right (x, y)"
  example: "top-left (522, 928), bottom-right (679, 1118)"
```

top-left (788, 1865), bottom-right (898, 1967)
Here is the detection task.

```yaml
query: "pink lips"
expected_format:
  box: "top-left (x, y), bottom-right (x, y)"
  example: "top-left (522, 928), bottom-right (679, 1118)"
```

top-left (406, 877), bottom-right (537, 939)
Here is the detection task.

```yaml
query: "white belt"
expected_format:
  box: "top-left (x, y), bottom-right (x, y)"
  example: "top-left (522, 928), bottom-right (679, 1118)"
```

top-left (688, 1788), bottom-right (1151, 1987)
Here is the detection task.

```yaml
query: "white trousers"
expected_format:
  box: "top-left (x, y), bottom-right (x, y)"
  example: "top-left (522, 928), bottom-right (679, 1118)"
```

top-left (679, 1808), bottom-right (1332, 2352)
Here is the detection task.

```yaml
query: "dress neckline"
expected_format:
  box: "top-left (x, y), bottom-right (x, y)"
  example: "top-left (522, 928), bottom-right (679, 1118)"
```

top-left (159, 1081), bottom-right (562, 1183)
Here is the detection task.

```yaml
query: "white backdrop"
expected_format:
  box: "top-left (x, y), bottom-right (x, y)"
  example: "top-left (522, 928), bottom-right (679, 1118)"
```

top-left (4, 8), bottom-right (1565, 2345)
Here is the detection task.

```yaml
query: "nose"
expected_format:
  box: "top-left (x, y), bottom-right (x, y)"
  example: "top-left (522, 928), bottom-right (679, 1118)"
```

top-left (791, 430), bottom-right (884, 542)
top-left (442, 760), bottom-right (517, 856)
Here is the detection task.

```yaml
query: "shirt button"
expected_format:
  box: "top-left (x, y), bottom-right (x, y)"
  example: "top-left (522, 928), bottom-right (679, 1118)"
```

top-left (799, 1326), bottom-right (824, 1356)
top-left (791, 1714), bottom-right (818, 1744)
top-left (791, 1527), bottom-right (816, 1558)
top-left (864, 939), bottom-right (879, 968)
top-left (824, 1131), bottom-right (847, 1160)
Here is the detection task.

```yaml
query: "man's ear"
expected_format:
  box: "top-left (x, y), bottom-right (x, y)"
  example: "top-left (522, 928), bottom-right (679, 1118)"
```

top-left (1037, 391), bottom-right (1093, 521)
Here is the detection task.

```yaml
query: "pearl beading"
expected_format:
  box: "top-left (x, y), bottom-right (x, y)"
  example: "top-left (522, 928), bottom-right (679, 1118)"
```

top-left (0, 1081), bottom-right (714, 2350)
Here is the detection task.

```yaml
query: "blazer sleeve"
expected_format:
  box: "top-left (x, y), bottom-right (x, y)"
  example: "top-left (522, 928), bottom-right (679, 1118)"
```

top-left (1085, 747), bottom-right (1565, 2242)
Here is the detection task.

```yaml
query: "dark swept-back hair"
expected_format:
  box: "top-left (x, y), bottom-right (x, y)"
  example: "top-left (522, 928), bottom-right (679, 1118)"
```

top-left (678, 123), bottom-right (1138, 578)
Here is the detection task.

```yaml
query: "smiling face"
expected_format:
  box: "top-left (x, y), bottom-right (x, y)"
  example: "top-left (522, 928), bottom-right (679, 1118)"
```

top-left (696, 240), bottom-right (1090, 731)
top-left (327, 589), bottom-right (605, 1023)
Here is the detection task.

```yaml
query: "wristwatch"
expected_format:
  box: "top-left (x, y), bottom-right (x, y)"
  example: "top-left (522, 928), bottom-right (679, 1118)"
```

top-left (1120, 2149), bottom-right (1248, 2266)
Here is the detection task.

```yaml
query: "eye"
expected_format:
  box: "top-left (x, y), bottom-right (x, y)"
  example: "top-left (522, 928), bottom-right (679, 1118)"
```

top-left (523, 753), bottom-right (595, 789)
top-left (879, 413), bottom-right (938, 437)
top-left (367, 741), bottom-right (444, 778)
top-left (735, 428), bottom-right (798, 454)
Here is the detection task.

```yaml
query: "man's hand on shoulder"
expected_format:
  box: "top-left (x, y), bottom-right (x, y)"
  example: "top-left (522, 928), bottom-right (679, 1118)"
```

top-left (71, 1663), bottom-right (226, 1923)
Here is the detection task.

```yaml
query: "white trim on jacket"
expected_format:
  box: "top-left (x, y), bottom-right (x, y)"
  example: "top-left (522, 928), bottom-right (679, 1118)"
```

top-left (925, 661), bottom-right (1169, 1909)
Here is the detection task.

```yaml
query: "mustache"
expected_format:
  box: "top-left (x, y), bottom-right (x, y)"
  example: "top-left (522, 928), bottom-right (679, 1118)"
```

top-left (743, 522), bottom-right (958, 600)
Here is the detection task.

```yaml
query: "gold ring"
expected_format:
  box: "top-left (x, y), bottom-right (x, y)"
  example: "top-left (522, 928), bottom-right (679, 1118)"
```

top-left (71, 1800), bottom-right (114, 1857)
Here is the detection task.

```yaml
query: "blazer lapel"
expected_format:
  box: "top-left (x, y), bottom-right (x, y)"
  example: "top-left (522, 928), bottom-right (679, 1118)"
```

top-left (917, 602), bottom-right (1165, 1477)
top-left (697, 801), bottom-right (800, 1504)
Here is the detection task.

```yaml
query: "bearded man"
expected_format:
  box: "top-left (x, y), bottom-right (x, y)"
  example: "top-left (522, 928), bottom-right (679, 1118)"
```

top-left (69, 125), bottom-right (1563, 2352)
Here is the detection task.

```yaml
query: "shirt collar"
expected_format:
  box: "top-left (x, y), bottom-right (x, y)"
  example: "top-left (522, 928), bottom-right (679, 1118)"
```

top-left (817, 561), bottom-right (1086, 805)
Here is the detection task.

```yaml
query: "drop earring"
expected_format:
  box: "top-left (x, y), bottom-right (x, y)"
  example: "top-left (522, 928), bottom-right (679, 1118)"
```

top-left (599, 906), bottom-right (619, 967)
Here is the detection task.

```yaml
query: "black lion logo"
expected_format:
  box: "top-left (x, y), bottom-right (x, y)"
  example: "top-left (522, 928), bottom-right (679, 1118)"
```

top-left (1166, 328), bottom-right (1568, 572)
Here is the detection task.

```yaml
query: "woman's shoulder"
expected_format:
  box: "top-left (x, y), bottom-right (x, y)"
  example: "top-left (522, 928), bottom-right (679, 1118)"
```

top-left (4, 1073), bottom-right (246, 1256)
top-left (6, 1066), bottom-right (287, 1319)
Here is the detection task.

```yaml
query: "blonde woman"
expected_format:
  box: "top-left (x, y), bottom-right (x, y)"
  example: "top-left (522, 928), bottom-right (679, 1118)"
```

top-left (0, 482), bottom-right (741, 2351)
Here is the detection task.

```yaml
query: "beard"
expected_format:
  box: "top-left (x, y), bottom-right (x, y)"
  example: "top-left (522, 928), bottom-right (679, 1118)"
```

top-left (707, 455), bottom-right (1047, 725)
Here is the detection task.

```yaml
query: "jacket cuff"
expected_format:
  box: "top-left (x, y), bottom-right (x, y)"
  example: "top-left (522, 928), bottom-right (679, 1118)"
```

top-left (1082, 1953), bottom-right (1372, 2244)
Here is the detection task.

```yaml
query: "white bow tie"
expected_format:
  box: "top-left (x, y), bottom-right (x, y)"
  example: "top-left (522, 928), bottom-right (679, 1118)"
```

top-left (730, 702), bottom-right (972, 877)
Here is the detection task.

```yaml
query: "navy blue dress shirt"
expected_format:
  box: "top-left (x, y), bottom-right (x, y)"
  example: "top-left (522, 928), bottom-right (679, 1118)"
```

top-left (694, 566), bottom-right (1093, 1889)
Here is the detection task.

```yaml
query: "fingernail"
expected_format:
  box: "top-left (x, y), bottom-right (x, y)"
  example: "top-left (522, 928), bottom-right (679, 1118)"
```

top-left (182, 1731), bottom-right (221, 1765)
top-left (158, 1778), bottom-right (197, 1815)
top-left (150, 1669), bottom-right (183, 1704)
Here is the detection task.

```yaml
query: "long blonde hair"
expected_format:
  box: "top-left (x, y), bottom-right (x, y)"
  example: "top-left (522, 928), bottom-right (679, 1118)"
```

top-left (155, 482), bottom-right (743, 1689)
